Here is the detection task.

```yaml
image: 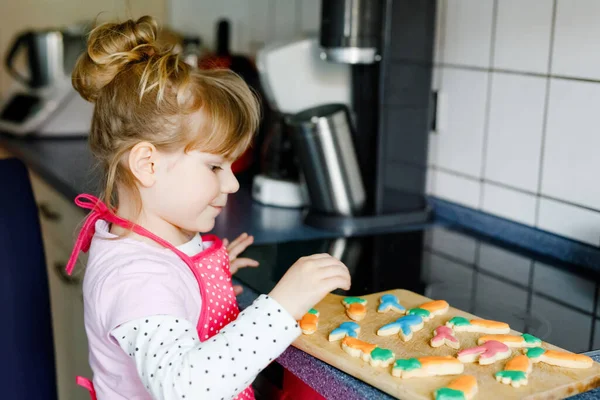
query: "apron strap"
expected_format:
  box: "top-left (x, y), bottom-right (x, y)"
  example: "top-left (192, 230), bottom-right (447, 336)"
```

top-left (75, 376), bottom-right (97, 400)
top-left (65, 194), bottom-right (194, 276)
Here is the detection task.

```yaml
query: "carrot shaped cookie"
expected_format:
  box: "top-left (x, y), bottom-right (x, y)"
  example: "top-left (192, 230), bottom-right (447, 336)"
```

top-left (298, 309), bottom-right (319, 335)
top-left (434, 375), bottom-right (478, 400)
top-left (446, 316), bottom-right (510, 334)
top-left (342, 297), bottom-right (368, 321)
top-left (392, 356), bottom-right (464, 378)
top-left (457, 340), bottom-right (512, 365)
top-left (407, 300), bottom-right (449, 322)
top-left (377, 315), bottom-right (424, 341)
top-left (495, 355), bottom-right (532, 387)
top-left (341, 337), bottom-right (395, 367)
top-left (328, 321), bottom-right (361, 341)
top-left (377, 294), bottom-right (406, 314)
top-left (524, 347), bottom-right (593, 369)
top-left (431, 325), bottom-right (460, 349)
top-left (478, 333), bottom-right (541, 348)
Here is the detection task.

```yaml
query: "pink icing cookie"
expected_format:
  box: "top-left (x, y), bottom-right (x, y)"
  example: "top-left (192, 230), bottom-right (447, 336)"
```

top-left (457, 340), bottom-right (512, 365)
top-left (430, 325), bottom-right (460, 349)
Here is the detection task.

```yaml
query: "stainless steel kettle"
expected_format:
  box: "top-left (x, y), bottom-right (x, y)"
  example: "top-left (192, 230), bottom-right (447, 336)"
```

top-left (5, 29), bottom-right (85, 89)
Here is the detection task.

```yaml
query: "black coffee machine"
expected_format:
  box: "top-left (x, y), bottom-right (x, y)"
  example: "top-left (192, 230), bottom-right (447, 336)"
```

top-left (288, 0), bottom-right (434, 233)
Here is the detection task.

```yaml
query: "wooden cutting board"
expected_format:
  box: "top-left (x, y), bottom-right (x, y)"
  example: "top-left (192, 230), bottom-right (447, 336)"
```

top-left (292, 289), bottom-right (600, 400)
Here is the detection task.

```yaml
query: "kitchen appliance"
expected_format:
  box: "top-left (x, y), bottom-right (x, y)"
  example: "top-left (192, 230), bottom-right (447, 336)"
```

top-left (253, 37), bottom-right (351, 209)
top-left (0, 27), bottom-right (93, 137)
top-left (286, 104), bottom-right (365, 218)
top-left (319, 0), bottom-right (383, 64)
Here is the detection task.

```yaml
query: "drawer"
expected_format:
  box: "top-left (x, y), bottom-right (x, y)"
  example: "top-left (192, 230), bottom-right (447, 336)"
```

top-left (29, 172), bottom-right (86, 252)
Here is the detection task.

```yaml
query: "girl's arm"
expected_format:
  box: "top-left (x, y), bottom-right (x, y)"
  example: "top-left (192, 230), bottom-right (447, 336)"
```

top-left (112, 294), bottom-right (300, 400)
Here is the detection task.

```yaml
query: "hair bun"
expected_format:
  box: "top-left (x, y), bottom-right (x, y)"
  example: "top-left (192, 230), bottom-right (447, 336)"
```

top-left (72, 15), bottom-right (161, 102)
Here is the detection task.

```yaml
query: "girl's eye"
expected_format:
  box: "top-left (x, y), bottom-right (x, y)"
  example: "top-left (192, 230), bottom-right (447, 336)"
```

top-left (210, 165), bottom-right (222, 172)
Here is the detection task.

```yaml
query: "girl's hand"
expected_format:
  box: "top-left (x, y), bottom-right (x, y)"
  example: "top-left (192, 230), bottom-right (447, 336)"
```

top-left (269, 253), bottom-right (351, 320)
top-left (223, 233), bottom-right (259, 295)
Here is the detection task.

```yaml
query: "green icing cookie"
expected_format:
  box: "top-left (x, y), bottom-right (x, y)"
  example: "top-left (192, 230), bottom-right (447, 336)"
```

top-left (448, 316), bottom-right (470, 326)
top-left (525, 347), bottom-right (546, 358)
top-left (434, 388), bottom-right (466, 400)
top-left (523, 333), bottom-right (541, 344)
top-left (407, 308), bottom-right (430, 318)
top-left (370, 347), bottom-right (393, 361)
top-left (495, 370), bottom-right (527, 381)
top-left (394, 358), bottom-right (421, 371)
top-left (343, 297), bottom-right (366, 305)
top-left (308, 308), bottom-right (318, 315)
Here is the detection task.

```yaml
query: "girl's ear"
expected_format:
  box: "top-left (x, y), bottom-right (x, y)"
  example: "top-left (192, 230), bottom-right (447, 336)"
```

top-left (128, 142), bottom-right (158, 187)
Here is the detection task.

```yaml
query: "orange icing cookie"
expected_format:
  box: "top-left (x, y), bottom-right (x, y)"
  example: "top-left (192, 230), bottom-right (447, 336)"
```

top-left (407, 300), bottom-right (449, 322)
top-left (434, 375), bottom-right (478, 400)
top-left (342, 297), bottom-right (368, 321)
top-left (298, 309), bottom-right (319, 335)
top-left (524, 347), bottom-right (594, 369)
top-left (495, 355), bottom-right (532, 388)
top-left (392, 356), bottom-right (464, 379)
top-left (446, 316), bottom-right (510, 334)
top-left (341, 337), bottom-right (395, 367)
top-left (478, 333), bottom-right (541, 348)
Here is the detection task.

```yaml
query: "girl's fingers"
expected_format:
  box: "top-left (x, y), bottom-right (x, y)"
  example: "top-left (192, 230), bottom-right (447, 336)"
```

top-left (230, 258), bottom-right (260, 274)
top-left (233, 285), bottom-right (244, 296)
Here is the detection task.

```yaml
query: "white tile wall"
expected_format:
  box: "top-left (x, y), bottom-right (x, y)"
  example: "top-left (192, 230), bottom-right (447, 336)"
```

top-left (481, 183), bottom-right (537, 226)
top-left (541, 79), bottom-right (600, 211)
top-left (537, 198), bottom-right (600, 246)
top-left (552, 0), bottom-right (600, 80)
top-left (484, 73), bottom-right (546, 192)
top-left (440, 0), bottom-right (494, 68)
top-left (435, 68), bottom-right (489, 177)
top-left (430, 169), bottom-right (481, 209)
top-left (432, 0), bottom-right (600, 247)
top-left (493, 0), bottom-right (553, 74)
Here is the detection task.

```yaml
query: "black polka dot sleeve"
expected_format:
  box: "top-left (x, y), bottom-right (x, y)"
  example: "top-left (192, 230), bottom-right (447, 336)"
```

top-left (111, 294), bottom-right (301, 400)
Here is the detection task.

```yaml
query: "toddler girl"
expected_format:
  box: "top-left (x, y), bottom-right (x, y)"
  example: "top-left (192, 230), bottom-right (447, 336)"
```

top-left (66, 16), bottom-right (350, 400)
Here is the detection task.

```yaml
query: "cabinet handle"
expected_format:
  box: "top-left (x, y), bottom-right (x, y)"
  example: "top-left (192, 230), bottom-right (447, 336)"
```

top-left (39, 203), bottom-right (62, 221)
top-left (53, 262), bottom-right (82, 285)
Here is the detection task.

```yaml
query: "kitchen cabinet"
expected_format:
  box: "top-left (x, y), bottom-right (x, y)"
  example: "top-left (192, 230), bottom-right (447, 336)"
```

top-left (1, 145), bottom-right (90, 400)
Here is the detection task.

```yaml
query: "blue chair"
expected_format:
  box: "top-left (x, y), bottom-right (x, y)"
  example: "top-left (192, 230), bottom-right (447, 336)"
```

top-left (0, 158), bottom-right (57, 400)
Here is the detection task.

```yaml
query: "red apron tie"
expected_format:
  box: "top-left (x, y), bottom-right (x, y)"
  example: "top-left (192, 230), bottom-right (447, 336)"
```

top-left (65, 194), bottom-right (115, 276)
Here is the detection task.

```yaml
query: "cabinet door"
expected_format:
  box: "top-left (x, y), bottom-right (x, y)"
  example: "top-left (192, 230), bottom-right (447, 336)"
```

top-left (44, 236), bottom-right (91, 400)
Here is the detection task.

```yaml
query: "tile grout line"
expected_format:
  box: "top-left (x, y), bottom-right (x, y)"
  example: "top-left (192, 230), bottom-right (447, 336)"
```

top-left (535, 0), bottom-right (558, 227)
top-left (432, 165), bottom-right (600, 215)
top-left (478, 0), bottom-right (499, 210)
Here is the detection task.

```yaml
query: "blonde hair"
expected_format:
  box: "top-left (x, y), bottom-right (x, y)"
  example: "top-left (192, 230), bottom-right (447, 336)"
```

top-left (72, 16), bottom-right (260, 213)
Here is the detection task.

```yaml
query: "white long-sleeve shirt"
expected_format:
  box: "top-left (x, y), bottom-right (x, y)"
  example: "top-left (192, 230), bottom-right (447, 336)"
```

top-left (112, 295), bottom-right (300, 399)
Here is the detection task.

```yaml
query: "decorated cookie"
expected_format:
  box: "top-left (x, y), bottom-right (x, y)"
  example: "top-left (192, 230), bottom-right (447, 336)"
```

top-left (478, 333), bottom-right (541, 348)
top-left (457, 340), bottom-right (511, 365)
top-left (495, 355), bottom-right (532, 388)
top-left (434, 375), bottom-right (478, 400)
top-left (298, 308), bottom-right (319, 335)
top-left (446, 316), bottom-right (510, 334)
top-left (377, 294), bottom-right (406, 314)
top-left (524, 347), bottom-right (593, 369)
top-left (407, 300), bottom-right (449, 322)
top-left (392, 356), bottom-right (464, 379)
top-left (377, 315), bottom-right (424, 341)
top-left (342, 297), bottom-right (368, 321)
top-left (431, 325), bottom-right (460, 349)
top-left (341, 337), bottom-right (395, 367)
top-left (329, 321), bottom-right (361, 341)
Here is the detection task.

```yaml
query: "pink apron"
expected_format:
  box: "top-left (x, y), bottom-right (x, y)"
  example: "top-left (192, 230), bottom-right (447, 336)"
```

top-left (66, 194), bottom-right (255, 400)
